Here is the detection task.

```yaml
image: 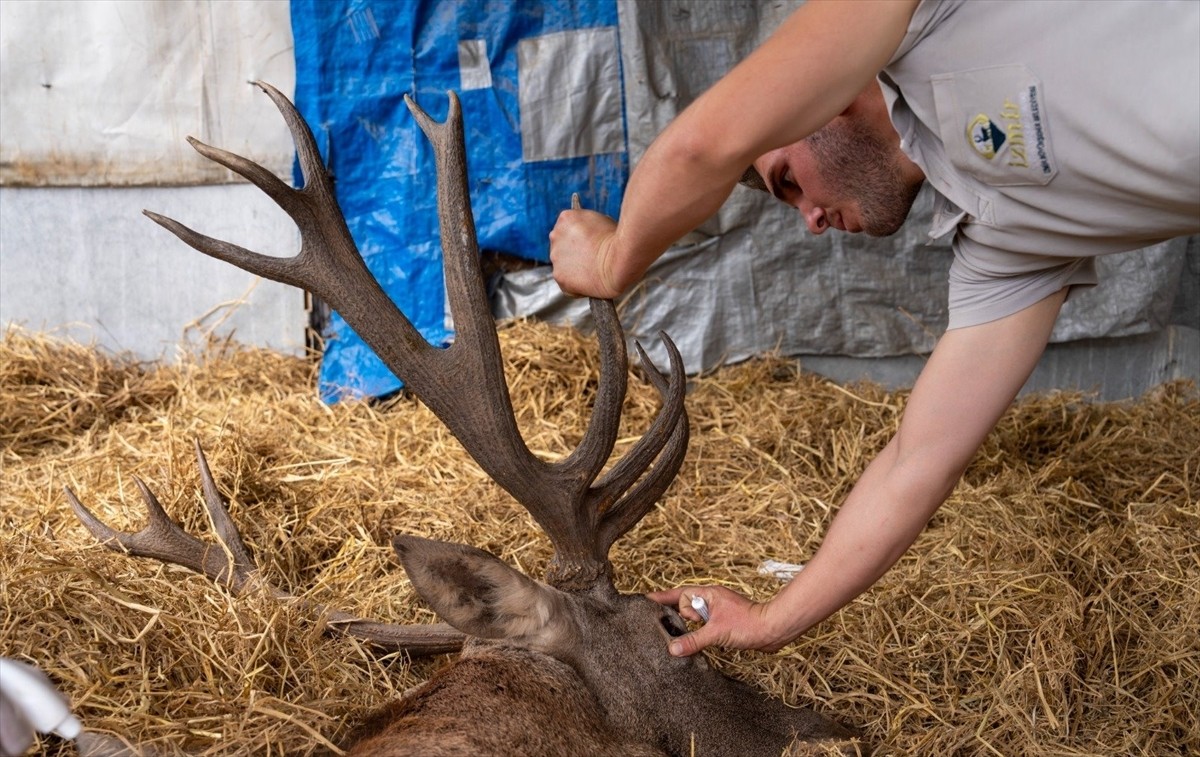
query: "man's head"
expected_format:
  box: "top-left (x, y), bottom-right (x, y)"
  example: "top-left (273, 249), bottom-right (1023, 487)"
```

top-left (743, 85), bottom-right (924, 237)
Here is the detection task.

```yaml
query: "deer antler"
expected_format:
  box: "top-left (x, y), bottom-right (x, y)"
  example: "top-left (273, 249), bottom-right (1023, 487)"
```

top-left (142, 82), bottom-right (688, 590)
top-left (68, 439), bottom-right (465, 655)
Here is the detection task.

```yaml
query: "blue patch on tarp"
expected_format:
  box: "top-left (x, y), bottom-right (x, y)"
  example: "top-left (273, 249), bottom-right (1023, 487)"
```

top-left (289, 0), bottom-right (626, 402)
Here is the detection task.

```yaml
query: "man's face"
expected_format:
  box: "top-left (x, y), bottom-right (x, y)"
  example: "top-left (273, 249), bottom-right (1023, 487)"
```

top-left (752, 116), bottom-right (921, 237)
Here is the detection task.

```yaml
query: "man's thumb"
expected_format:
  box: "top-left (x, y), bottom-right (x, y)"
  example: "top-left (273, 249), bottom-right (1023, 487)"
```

top-left (668, 628), bottom-right (710, 657)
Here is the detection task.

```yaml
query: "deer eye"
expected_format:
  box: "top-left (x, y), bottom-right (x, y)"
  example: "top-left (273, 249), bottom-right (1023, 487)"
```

top-left (660, 613), bottom-right (687, 637)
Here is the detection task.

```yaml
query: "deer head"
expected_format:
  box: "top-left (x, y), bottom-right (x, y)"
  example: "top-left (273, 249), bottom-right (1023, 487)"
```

top-left (69, 82), bottom-right (865, 755)
top-left (387, 534), bottom-right (861, 756)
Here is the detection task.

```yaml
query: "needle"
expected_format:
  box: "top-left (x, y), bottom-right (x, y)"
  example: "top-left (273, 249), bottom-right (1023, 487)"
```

top-left (690, 595), bottom-right (710, 622)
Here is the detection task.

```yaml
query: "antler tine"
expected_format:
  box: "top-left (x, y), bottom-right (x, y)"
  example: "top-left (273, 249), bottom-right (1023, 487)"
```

top-left (142, 80), bottom-right (351, 291)
top-left (543, 336), bottom-right (689, 585)
top-left (68, 443), bottom-right (465, 655)
top-left (191, 438), bottom-right (256, 571)
top-left (557, 297), bottom-right (627, 485)
top-left (592, 334), bottom-right (686, 500)
top-left (595, 338), bottom-right (691, 532)
top-left (66, 475), bottom-right (256, 593)
top-left (597, 339), bottom-right (691, 553)
top-left (143, 210), bottom-right (312, 290)
top-left (251, 80), bottom-right (329, 188)
top-left (185, 135), bottom-right (301, 214)
top-left (402, 92), bottom-right (495, 351)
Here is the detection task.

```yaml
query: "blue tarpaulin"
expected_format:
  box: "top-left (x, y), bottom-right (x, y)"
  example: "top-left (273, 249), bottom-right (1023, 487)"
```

top-left (289, 0), bottom-right (627, 401)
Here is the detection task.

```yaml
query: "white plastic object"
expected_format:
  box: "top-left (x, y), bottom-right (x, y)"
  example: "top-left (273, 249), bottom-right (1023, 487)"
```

top-left (0, 658), bottom-right (82, 756)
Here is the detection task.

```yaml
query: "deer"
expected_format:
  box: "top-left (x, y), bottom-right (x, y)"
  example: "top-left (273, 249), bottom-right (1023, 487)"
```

top-left (67, 81), bottom-right (867, 756)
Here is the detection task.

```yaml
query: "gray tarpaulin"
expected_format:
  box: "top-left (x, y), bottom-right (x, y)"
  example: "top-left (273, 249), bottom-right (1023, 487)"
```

top-left (493, 0), bottom-right (1194, 375)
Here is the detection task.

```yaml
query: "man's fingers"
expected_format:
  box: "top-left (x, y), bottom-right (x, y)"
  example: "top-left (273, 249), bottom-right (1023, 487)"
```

top-left (647, 587), bottom-right (686, 606)
top-left (649, 586), bottom-right (714, 622)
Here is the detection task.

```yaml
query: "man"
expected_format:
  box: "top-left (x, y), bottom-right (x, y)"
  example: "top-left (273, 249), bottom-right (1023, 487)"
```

top-left (548, 0), bottom-right (1199, 658)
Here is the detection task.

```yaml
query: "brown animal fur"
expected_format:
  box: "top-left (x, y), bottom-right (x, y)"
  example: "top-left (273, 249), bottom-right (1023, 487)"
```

top-left (346, 645), bottom-right (664, 756)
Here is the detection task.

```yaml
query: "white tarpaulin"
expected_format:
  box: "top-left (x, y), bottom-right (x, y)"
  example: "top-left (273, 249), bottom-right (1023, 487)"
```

top-left (0, 0), bottom-right (303, 358)
top-left (0, 0), bottom-right (294, 186)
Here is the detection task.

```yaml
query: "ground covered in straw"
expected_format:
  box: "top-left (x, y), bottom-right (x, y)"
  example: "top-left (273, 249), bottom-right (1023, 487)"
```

top-left (2, 322), bottom-right (1197, 756)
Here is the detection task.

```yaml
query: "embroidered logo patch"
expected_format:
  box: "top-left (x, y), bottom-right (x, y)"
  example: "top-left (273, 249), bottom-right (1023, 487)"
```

top-left (933, 65), bottom-right (1057, 186)
top-left (963, 88), bottom-right (1053, 175)
top-left (967, 114), bottom-right (1006, 160)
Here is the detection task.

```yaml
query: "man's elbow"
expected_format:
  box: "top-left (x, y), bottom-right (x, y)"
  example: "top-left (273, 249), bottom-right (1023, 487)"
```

top-left (660, 114), bottom-right (757, 184)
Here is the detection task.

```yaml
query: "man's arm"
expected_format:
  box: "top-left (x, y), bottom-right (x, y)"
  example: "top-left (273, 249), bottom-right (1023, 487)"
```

top-left (655, 289), bottom-right (1068, 655)
top-left (550, 0), bottom-right (919, 298)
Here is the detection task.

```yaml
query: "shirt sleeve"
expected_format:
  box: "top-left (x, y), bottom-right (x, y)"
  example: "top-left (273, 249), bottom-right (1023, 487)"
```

top-left (946, 232), bottom-right (1098, 329)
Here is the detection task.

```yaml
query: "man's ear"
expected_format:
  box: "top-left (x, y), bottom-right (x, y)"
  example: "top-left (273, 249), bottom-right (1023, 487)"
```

top-left (738, 164), bottom-right (769, 193)
top-left (392, 534), bottom-right (574, 650)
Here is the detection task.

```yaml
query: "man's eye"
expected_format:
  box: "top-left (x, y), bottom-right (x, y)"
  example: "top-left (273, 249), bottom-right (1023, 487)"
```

top-left (781, 169), bottom-right (797, 189)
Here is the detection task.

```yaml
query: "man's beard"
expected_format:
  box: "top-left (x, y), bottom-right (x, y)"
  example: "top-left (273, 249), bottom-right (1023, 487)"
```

top-left (806, 119), bottom-right (921, 237)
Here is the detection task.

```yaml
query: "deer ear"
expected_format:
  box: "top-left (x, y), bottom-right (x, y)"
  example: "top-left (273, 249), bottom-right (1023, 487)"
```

top-left (392, 535), bottom-right (573, 648)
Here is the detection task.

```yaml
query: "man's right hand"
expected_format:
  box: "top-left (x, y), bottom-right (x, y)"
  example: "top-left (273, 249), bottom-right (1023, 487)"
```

top-left (549, 208), bottom-right (622, 299)
top-left (648, 585), bottom-right (790, 656)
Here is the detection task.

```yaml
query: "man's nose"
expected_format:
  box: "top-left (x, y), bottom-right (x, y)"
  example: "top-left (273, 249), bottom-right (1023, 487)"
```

top-left (798, 201), bottom-right (829, 235)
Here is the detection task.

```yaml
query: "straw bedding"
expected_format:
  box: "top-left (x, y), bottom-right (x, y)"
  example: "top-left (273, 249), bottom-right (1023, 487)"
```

top-left (2, 322), bottom-right (1196, 756)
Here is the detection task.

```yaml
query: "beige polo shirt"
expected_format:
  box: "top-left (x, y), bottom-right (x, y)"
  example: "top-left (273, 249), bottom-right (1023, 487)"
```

top-left (880, 0), bottom-right (1200, 329)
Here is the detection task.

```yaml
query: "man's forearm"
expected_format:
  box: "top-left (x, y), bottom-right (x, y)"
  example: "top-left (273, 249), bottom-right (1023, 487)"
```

top-left (760, 291), bottom-right (1068, 643)
top-left (605, 123), bottom-right (745, 291)
top-left (761, 436), bottom-right (955, 641)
